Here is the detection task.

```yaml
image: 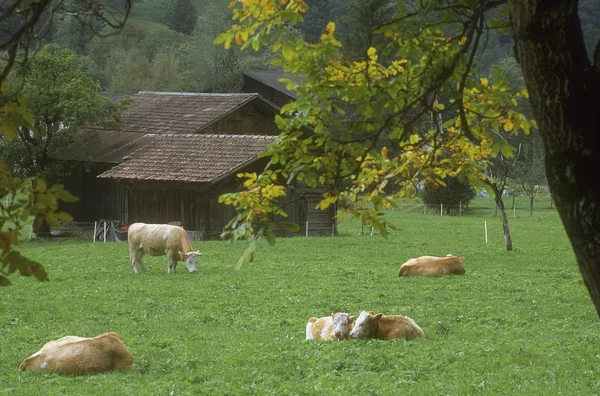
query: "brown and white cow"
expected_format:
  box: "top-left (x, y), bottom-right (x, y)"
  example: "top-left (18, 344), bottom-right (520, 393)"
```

top-left (398, 254), bottom-right (465, 277)
top-left (349, 311), bottom-right (424, 340)
top-left (128, 222), bottom-right (201, 274)
top-left (19, 332), bottom-right (134, 375)
top-left (306, 312), bottom-right (356, 340)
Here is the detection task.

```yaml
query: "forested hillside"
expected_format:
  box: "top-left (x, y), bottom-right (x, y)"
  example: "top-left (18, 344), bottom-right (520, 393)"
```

top-left (41, 0), bottom-right (599, 96)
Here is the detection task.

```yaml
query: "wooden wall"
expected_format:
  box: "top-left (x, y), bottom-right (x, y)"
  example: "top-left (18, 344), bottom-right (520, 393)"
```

top-left (203, 103), bottom-right (280, 135)
top-left (51, 161), bottom-right (126, 223)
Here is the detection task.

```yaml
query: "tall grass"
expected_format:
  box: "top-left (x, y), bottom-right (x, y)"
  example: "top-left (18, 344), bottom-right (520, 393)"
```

top-left (1, 198), bottom-right (598, 394)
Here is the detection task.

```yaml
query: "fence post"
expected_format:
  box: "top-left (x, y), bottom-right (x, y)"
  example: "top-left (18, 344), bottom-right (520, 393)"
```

top-left (484, 221), bottom-right (488, 244)
top-left (440, 204), bottom-right (443, 216)
top-left (305, 221), bottom-right (309, 237)
top-left (103, 221), bottom-right (107, 243)
top-left (93, 221), bottom-right (97, 243)
top-left (459, 201), bottom-right (462, 216)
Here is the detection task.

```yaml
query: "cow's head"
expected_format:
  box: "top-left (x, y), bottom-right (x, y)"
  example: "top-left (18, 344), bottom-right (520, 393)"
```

top-left (331, 312), bottom-right (356, 340)
top-left (349, 311), bottom-right (382, 339)
top-left (179, 251), bottom-right (201, 272)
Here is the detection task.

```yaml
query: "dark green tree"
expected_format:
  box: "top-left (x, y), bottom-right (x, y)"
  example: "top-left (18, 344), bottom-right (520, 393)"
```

top-left (421, 177), bottom-right (477, 214)
top-left (163, 0), bottom-right (198, 36)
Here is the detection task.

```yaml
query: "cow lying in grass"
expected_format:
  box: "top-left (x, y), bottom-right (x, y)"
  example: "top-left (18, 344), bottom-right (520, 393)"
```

top-left (398, 254), bottom-right (465, 277)
top-left (349, 311), bottom-right (424, 340)
top-left (19, 332), bottom-right (134, 375)
top-left (306, 313), bottom-right (356, 340)
top-left (128, 222), bottom-right (201, 274)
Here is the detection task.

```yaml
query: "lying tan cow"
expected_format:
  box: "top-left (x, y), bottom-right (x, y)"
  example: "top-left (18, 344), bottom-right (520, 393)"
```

top-left (398, 254), bottom-right (465, 277)
top-left (306, 312), bottom-right (355, 340)
top-left (349, 311), bottom-right (424, 340)
top-left (128, 222), bottom-right (201, 274)
top-left (20, 332), bottom-right (134, 375)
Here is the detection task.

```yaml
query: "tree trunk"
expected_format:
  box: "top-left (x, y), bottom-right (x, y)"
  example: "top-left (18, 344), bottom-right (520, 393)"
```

top-left (529, 196), bottom-right (534, 216)
top-left (509, 0), bottom-right (600, 316)
top-left (495, 195), bottom-right (513, 252)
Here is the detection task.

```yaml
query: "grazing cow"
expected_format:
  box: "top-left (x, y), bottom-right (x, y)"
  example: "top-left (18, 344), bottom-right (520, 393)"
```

top-left (306, 312), bottom-right (356, 340)
top-left (398, 254), bottom-right (465, 277)
top-left (19, 332), bottom-right (134, 375)
top-left (127, 222), bottom-right (201, 274)
top-left (349, 311), bottom-right (424, 340)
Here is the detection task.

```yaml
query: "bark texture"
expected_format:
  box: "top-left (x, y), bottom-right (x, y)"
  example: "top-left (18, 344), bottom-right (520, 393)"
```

top-left (508, 0), bottom-right (600, 316)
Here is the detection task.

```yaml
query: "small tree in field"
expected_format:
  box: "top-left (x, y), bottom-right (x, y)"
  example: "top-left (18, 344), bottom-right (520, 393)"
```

top-left (420, 177), bottom-right (476, 214)
top-left (513, 132), bottom-right (547, 216)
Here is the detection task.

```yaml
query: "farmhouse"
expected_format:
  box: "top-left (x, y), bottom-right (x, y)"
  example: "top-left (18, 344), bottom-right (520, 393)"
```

top-left (51, 89), bottom-right (337, 239)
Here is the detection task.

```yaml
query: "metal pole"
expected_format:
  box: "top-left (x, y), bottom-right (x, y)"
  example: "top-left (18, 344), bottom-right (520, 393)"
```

top-left (441, 204), bottom-right (443, 216)
top-left (103, 222), bottom-right (107, 243)
top-left (332, 224), bottom-right (335, 237)
top-left (459, 201), bottom-right (462, 216)
top-left (305, 221), bottom-right (309, 237)
top-left (93, 221), bottom-right (97, 243)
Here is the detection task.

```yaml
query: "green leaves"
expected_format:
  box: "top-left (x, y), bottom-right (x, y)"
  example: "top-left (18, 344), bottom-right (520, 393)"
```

top-left (215, 0), bottom-right (535, 265)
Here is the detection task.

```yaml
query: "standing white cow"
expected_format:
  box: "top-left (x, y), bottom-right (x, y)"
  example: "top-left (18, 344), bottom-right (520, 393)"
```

top-left (127, 223), bottom-right (201, 274)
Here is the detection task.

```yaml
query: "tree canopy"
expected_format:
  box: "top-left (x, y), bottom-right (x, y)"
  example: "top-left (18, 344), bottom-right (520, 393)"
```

top-left (215, 0), bottom-right (600, 317)
top-left (1, 44), bottom-right (127, 179)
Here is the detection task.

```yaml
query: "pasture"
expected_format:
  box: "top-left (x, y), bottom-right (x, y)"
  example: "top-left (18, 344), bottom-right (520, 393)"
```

top-left (2, 197), bottom-right (600, 394)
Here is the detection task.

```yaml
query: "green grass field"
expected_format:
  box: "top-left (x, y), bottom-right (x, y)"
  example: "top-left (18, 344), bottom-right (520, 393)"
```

top-left (2, 197), bottom-right (599, 394)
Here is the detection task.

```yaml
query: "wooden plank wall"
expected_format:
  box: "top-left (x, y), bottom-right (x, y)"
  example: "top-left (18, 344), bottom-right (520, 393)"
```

top-left (203, 104), bottom-right (280, 135)
top-left (52, 161), bottom-right (126, 223)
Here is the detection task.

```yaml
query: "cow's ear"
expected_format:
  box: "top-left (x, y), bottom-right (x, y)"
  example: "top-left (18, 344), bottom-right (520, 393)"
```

top-left (178, 251), bottom-right (185, 259)
top-left (349, 316), bottom-right (356, 322)
top-left (374, 313), bottom-right (383, 320)
top-left (331, 313), bottom-right (335, 319)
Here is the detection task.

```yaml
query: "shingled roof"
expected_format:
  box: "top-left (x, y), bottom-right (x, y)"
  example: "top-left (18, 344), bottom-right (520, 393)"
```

top-left (242, 70), bottom-right (300, 100)
top-left (115, 92), bottom-right (273, 134)
top-left (52, 131), bottom-right (157, 164)
top-left (97, 134), bottom-right (278, 183)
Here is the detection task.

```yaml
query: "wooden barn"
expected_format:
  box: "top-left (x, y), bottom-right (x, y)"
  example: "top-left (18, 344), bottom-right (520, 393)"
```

top-left (51, 90), bottom-right (337, 239)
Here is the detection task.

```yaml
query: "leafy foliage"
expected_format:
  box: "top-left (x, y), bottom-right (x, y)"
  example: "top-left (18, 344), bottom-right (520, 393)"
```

top-left (215, 0), bottom-right (534, 265)
top-left (420, 177), bottom-right (477, 213)
top-left (1, 44), bottom-right (127, 179)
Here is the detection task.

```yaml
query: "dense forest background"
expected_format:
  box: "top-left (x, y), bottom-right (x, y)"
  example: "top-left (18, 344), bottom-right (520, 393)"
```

top-left (24, 0), bottom-right (599, 96)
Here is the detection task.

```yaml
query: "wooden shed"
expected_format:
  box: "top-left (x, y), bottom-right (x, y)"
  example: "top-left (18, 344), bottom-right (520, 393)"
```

top-left (50, 91), bottom-right (337, 239)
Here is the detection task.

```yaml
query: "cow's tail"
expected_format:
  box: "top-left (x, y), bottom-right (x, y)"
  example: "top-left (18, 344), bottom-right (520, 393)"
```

top-left (306, 317), bottom-right (317, 340)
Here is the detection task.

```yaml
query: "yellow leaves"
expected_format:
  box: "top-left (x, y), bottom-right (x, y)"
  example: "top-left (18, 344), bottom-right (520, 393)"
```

top-left (381, 146), bottom-right (388, 159)
top-left (409, 134), bottom-right (419, 144)
top-left (367, 47), bottom-right (378, 62)
top-left (480, 78), bottom-right (489, 87)
top-left (325, 22), bottom-right (335, 35)
top-left (503, 120), bottom-right (514, 132)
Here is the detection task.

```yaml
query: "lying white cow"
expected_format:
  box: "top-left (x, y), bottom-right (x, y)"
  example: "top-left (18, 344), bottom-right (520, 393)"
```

top-left (398, 254), bottom-right (465, 277)
top-left (128, 222), bottom-right (201, 273)
top-left (306, 312), bottom-right (356, 340)
top-left (349, 311), bottom-right (424, 340)
top-left (20, 332), bottom-right (134, 375)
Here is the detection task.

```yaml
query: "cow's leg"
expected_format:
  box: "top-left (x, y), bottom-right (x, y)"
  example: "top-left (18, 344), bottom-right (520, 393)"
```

top-left (138, 250), bottom-right (148, 272)
top-left (130, 249), bottom-right (139, 274)
top-left (167, 252), bottom-right (177, 274)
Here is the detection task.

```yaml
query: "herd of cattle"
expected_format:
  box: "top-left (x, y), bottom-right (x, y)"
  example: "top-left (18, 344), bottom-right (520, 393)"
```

top-left (18, 223), bottom-right (466, 375)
